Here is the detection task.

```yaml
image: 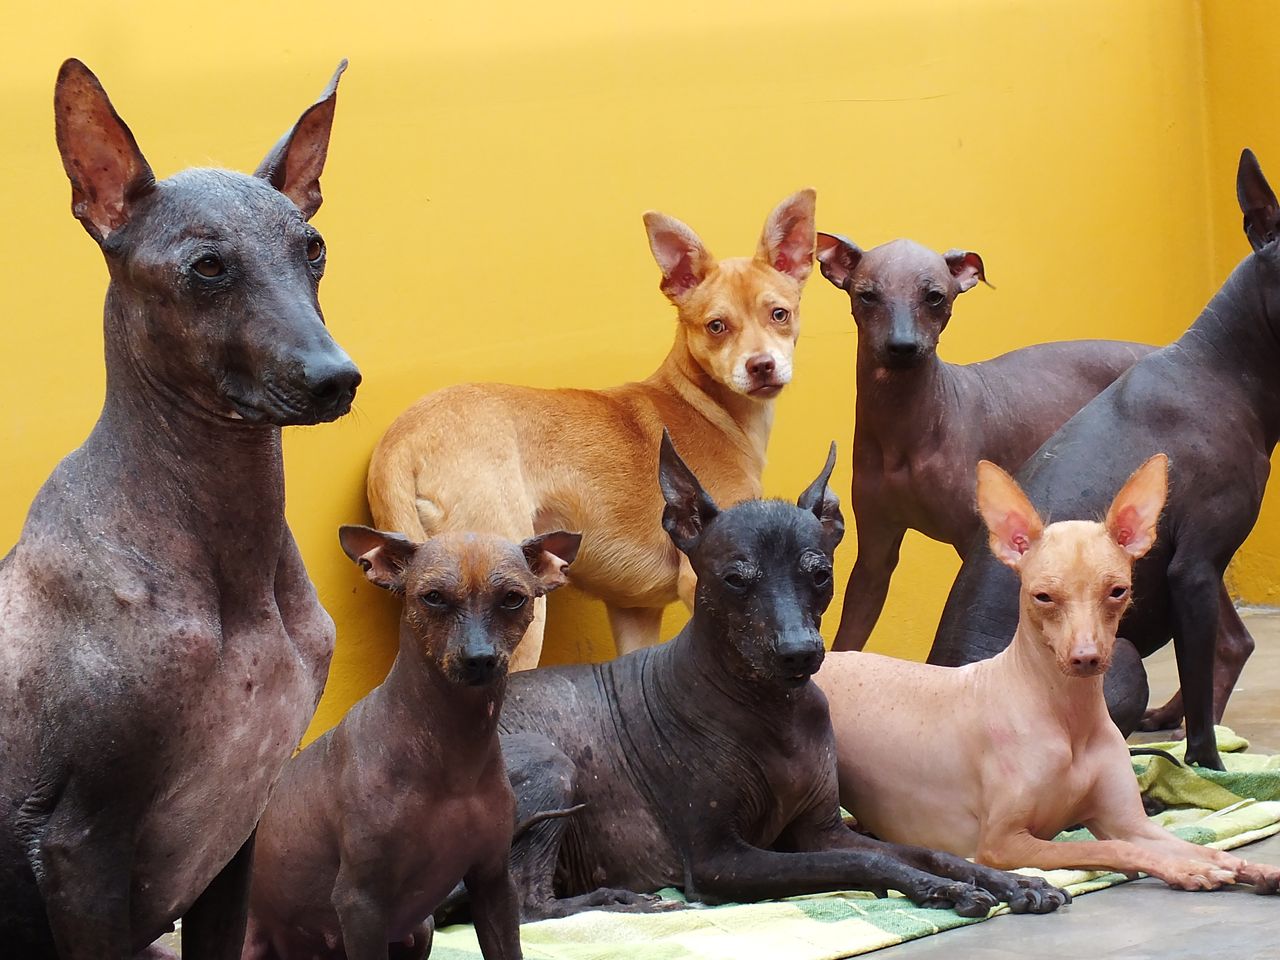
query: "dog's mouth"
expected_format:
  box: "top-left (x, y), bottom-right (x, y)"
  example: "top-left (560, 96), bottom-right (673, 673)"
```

top-left (221, 384), bottom-right (355, 427)
top-left (747, 381), bottom-right (787, 399)
top-left (1060, 658), bottom-right (1111, 679)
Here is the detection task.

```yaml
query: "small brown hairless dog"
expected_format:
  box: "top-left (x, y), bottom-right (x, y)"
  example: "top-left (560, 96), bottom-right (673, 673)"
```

top-left (818, 457), bottom-right (1280, 892)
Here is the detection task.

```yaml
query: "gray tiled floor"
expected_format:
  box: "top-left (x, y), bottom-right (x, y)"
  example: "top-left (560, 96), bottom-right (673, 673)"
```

top-left (885, 608), bottom-right (1280, 960)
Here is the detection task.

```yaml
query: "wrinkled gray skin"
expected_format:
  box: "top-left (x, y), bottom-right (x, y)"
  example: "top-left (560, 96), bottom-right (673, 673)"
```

top-left (813, 234), bottom-right (1152, 653)
top-left (475, 435), bottom-right (1067, 921)
top-left (930, 149), bottom-right (1280, 772)
top-left (0, 60), bottom-right (359, 959)
top-left (243, 527), bottom-right (582, 960)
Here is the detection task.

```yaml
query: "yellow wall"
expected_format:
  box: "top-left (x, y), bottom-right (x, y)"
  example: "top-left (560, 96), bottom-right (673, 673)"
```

top-left (0, 1), bottom-right (1270, 742)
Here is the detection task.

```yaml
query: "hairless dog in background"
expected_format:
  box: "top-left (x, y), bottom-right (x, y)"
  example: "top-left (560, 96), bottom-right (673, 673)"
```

top-left (467, 435), bottom-right (1067, 921)
top-left (0, 61), bottom-right (359, 958)
top-left (813, 234), bottom-right (1151, 653)
top-left (929, 149), bottom-right (1280, 771)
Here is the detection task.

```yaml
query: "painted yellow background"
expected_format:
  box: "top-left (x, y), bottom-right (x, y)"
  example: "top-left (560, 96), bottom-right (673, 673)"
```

top-left (1, 1), bottom-right (1277, 741)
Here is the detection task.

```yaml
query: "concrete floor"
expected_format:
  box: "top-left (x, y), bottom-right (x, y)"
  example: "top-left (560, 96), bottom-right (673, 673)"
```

top-left (886, 608), bottom-right (1280, 960)
top-left (157, 610), bottom-right (1280, 958)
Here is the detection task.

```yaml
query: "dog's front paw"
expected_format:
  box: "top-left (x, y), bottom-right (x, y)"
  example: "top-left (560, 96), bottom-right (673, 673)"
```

top-left (1006, 876), bottom-right (1071, 914)
top-left (919, 882), bottom-right (998, 918)
top-left (1164, 863), bottom-right (1235, 891)
top-left (1234, 861), bottom-right (1280, 893)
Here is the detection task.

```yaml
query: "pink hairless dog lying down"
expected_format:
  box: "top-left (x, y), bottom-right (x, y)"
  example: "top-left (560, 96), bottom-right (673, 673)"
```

top-left (817, 457), bottom-right (1280, 891)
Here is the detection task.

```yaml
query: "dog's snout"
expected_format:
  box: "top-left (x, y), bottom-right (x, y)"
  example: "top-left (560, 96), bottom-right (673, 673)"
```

top-left (459, 652), bottom-right (500, 685)
top-left (305, 360), bottom-right (362, 411)
top-left (775, 637), bottom-right (825, 680)
top-left (886, 338), bottom-right (919, 359)
top-left (747, 354), bottom-right (777, 379)
top-left (1068, 640), bottom-right (1103, 675)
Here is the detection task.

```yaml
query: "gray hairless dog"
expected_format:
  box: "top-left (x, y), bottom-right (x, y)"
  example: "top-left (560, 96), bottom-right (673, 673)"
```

top-left (812, 234), bottom-right (1152, 654)
top-left (0, 60), bottom-right (358, 958)
top-left (473, 434), bottom-right (1068, 921)
top-left (929, 149), bottom-right (1280, 771)
top-left (243, 526), bottom-right (581, 960)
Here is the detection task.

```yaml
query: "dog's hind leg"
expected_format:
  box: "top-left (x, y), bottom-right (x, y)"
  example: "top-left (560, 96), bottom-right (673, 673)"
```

top-left (606, 604), bottom-right (665, 656)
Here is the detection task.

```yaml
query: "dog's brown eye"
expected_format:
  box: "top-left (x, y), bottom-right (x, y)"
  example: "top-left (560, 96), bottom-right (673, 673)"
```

top-left (812, 567), bottom-right (832, 588)
top-left (193, 255), bottom-right (225, 278)
top-left (501, 591), bottom-right (527, 610)
top-left (857, 290), bottom-right (878, 305)
top-left (1033, 592), bottom-right (1053, 604)
top-left (771, 307), bottom-right (790, 324)
top-left (421, 590), bottom-right (447, 609)
top-left (706, 319), bottom-right (727, 335)
top-left (924, 289), bottom-right (945, 307)
top-left (306, 237), bottom-right (325, 262)
top-left (723, 572), bottom-right (748, 591)
top-left (1110, 586), bottom-right (1129, 600)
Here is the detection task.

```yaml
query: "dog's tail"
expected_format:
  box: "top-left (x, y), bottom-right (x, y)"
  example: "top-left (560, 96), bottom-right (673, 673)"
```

top-left (1129, 746), bottom-right (1183, 767)
top-left (367, 438), bottom-right (434, 540)
top-left (513, 803), bottom-right (586, 840)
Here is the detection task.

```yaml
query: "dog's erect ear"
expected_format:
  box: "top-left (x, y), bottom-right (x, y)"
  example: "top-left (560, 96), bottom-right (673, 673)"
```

top-left (521, 531), bottom-right (583, 594)
top-left (976, 461), bottom-right (1044, 570)
top-left (338, 524), bottom-right (416, 592)
top-left (797, 442), bottom-right (845, 554)
top-left (944, 250), bottom-right (989, 293)
top-left (1105, 455), bottom-right (1168, 560)
top-left (658, 429), bottom-right (720, 554)
top-left (1237, 149), bottom-right (1280, 252)
top-left (255, 60), bottom-right (347, 221)
top-left (814, 233), bottom-right (863, 292)
top-left (644, 211), bottom-right (716, 304)
top-left (54, 59), bottom-right (156, 244)
top-left (757, 188), bottom-right (817, 285)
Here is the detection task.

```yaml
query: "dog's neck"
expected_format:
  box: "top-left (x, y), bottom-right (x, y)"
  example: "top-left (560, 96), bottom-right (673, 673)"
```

top-left (854, 348), bottom-right (954, 460)
top-left (1178, 256), bottom-right (1280, 448)
top-left (88, 289), bottom-right (287, 568)
top-left (1002, 619), bottom-right (1108, 735)
top-left (652, 330), bottom-right (773, 472)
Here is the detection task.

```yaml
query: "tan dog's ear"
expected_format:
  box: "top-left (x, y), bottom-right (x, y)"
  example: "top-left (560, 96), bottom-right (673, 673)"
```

top-left (338, 524), bottom-right (416, 592)
top-left (944, 250), bottom-right (989, 293)
top-left (521, 531), bottom-right (583, 593)
top-left (255, 59), bottom-right (347, 221)
top-left (644, 211), bottom-right (716, 303)
top-left (1105, 455), bottom-right (1169, 559)
top-left (976, 461), bottom-right (1044, 569)
top-left (815, 233), bottom-right (862, 292)
top-left (757, 188), bottom-right (817, 285)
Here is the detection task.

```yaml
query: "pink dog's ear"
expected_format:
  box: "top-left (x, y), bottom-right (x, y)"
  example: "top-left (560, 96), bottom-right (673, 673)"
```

top-left (976, 461), bottom-right (1044, 569)
top-left (338, 524), bottom-right (417, 592)
top-left (944, 249), bottom-right (989, 293)
top-left (1106, 455), bottom-right (1169, 559)
top-left (757, 188), bottom-right (817, 285)
top-left (520, 531), bottom-right (583, 593)
top-left (644, 211), bottom-right (716, 303)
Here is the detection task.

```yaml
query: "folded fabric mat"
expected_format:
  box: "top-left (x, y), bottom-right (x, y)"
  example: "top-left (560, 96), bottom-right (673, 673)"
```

top-left (432, 726), bottom-right (1280, 960)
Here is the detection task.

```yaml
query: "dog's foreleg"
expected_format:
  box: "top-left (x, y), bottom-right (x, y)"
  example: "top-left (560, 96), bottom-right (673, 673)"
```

top-left (1167, 558), bottom-right (1224, 769)
top-left (465, 861), bottom-right (523, 960)
top-left (606, 604), bottom-right (665, 656)
top-left (182, 830), bottom-right (256, 960)
top-left (831, 521), bottom-right (905, 652)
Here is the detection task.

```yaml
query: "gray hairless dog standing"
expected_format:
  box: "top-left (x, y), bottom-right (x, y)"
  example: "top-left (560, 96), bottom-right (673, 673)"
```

top-left (813, 233), bottom-right (1152, 654)
top-left (478, 434), bottom-right (1068, 921)
top-left (929, 150), bottom-right (1280, 771)
top-left (0, 61), bottom-right (359, 958)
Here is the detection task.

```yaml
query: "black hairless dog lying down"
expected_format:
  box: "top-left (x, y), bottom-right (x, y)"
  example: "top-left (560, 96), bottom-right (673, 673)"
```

top-left (0, 61), bottom-right (359, 957)
top-left (244, 526), bottom-right (581, 960)
top-left (467, 434), bottom-right (1068, 921)
top-left (930, 149), bottom-right (1280, 771)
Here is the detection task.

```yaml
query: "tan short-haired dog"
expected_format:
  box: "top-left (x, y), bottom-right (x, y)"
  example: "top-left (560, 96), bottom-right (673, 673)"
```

top-left (368, 190), bottom-right (816, 668)
top-left (817, 457), bottom-right (1280, 892)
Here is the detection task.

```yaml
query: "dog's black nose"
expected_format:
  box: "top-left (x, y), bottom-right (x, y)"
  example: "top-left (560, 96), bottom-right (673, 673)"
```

top-left (459, 653), bottom-right (499, 685)
top-left (306, 361), bottom-right (362, 409)
top-left (776, 642), bottom-right (825, 678)
top-left (886, 338), bottom-right (919, 359)
top-left (747, 354), bottom-right (776, 379)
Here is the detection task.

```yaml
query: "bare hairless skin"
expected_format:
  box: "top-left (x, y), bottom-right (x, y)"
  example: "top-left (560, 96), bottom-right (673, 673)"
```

top-left (0, 61), bottom-right (359, 958)
top-left (820, 458), bottom-right (1280, 893)
top-left (814, 235), bottom-right (1151, 655)
top-left (930, 149), bottom-right (1280, 771)
top-left (243, 528), bottom-right (581, 960)
top-left (464, 434), bottom-right (1068, 922)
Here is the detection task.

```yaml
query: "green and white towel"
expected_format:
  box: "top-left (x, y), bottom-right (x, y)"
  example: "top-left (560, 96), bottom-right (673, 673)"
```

top-left (432, 726), bottom-right (1280, 960)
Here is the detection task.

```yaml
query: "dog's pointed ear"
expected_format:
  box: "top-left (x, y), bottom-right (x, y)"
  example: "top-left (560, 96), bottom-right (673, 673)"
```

top-left (255, 59), bottom-right (347, 221)
top-left (658, 429), bottom-right (719, 554)
top-left (976, 461), bottom-right (1044, 570)
top-left (644, 211), bottom-right (716, 304)
top-left (54, 59), bottom-right (156, 244)
top-left (1238, 149), bottom-right (1280, 252)
top-left (757, 188), bottom-right (817, 285)
top-left (797, 442), bottom-right (844, 554)
top-left (944, 250), bottom-right (990, 293)
top-left (814, 232), bottom-right (862, 292)
top-left (339, 524), bottom-right (416, 592)
top-left (1105, 455), bottom-right (1168, 560)
top-left (521, 531), bottom-right (582, 594)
